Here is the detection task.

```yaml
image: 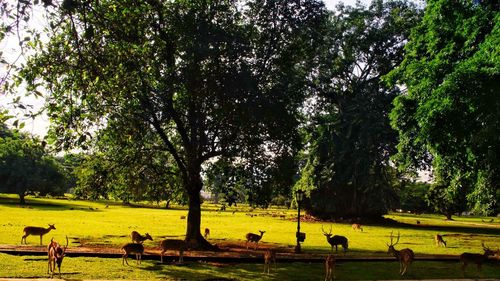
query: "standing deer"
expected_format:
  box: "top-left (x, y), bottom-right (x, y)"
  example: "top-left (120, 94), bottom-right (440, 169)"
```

top-left (47, 236), bottom-right (68, 278)
top-left (263, 249), bottom-right (276, 274)
top-left (246, 230), bottom-right (265, 250)
top-left (435, 234), bottom-right (446, 247)
top-left (460, 243), bottom-right (496, 274)
top-left (204, 228), bottom-right (210, 240)
top-left (160, 239), bottom-right (186, 263)
top-left (321, 226), bottom-right (348, 253)
top-left (352, 223), bottom-right (363, 232)
top-left (386, 231), bottom-right (414, 276)
top-left (130, 231), bottom-right (153, 244)
top-left (22, 224), bottom-right (56, 245)
top-left (324, 254), bottom-right (335, 281)
top-left (121, 243), bottom-right (144, 266)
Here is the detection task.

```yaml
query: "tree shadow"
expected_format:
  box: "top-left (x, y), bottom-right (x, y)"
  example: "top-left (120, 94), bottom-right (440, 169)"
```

top-left (368, 218), bottom-right (500, 236)
top-left (0, 195), bottom-right (101, 212)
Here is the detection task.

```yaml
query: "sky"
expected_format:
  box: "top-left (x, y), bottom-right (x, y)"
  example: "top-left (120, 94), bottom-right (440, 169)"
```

top-left (0, 0), bottom-right (371, 138)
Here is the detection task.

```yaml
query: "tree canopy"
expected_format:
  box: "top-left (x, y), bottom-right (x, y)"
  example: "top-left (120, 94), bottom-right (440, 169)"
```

top-left (387, 0), bottom-right (500, 216)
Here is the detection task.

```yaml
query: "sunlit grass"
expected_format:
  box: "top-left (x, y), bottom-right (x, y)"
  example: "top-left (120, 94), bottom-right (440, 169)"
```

top-left (0, 193), bottom-right (499, 279)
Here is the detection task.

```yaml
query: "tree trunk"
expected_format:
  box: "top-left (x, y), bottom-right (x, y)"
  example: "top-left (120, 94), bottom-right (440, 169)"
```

top-left (445, 212), bottom-right (453, 220)
top-left (19, 193), bottom-right (26, 205)
top-left (184, 170), bottom-right (218, 251)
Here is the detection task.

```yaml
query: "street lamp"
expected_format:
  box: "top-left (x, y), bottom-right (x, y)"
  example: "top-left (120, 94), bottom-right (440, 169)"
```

top-left (295, 189), bottom-right (305, 253)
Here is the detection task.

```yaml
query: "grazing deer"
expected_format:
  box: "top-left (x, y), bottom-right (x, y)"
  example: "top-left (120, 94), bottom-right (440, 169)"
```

top-left (324, 254), bottom-right (335, 281)
top-left (321, 226), bottom-right (348, 253)
top-left (435, 234), bottom-right (446, 247)
top-left (160, 239), bottom-right (186, 263)
top-left (386, 231), bottom-right (414, 276)
top-left (352, 223), bottom-right (363, 232)
top-left (204, 228), bottom-right (210, 240)
top-left (22, 224), bottom-right (56, 245)
top-left (246, 230), bottom-right (265, 250)
top-left (460, 243), bottom-right (496, 274)
top-left (47, 236), bottom-right (68, 278)
top-left (121, 243), bottom-right (144, 266)
top-left (263, 249), bottom-right (277, 274)
top-left (130, 231), bottom-right (153, 244)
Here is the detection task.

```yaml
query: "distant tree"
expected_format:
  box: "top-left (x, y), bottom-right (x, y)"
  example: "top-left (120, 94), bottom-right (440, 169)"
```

top-left (73, 153), bottom-right (113, 200)
top-left (387, 0), bottom-right (500, 216)
top-left (0, 120), bottom-right (66, 204)
top-left (204, 154), bottom-right (297, 208)
top-left (298, 0), bottom-right (421, 219)
top-left (398, 181), bottom-right (431, 214)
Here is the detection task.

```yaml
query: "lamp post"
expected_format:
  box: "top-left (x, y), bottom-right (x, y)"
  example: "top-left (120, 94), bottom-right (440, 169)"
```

top-left (295, 190), bottom-right (305, 254)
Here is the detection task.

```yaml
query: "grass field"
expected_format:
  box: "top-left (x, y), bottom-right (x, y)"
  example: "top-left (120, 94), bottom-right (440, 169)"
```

top-left (0, 193), bottom-right (499, 280)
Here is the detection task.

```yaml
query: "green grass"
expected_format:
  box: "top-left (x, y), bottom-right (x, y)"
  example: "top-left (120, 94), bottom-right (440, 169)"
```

top-left (1, 193), bottom-right (499, 280)
top-left (1, 254), bottom-right (499, 280)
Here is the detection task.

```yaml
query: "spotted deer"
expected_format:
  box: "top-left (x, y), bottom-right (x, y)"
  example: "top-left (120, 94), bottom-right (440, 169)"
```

top-left (160, 239), bottom-right (186, 263)
top-left (324, 254), bottom-right (335, 281)
top-left (352, 223), bottom-right (363, 232)
top-left (322, 225), bottom-right (348, 253)
top-left (121, 243), bottom-right (144, 265)
top-left (387, 231), bottom-right (414, 276)
top-left (460, 243), bottom-right (496, 274)
top-left (246, 230), bottom-right (265, 250)
top-left (263, 249), bottom-right (276, 274)
top-left (130, 231), bottom-right (153, 244)
top-left (22, 224), bottom-right (56, 245)
top-left (435, 234), bottom-right (446, 247)
top-left (47, 236), bottom-right (68, 278)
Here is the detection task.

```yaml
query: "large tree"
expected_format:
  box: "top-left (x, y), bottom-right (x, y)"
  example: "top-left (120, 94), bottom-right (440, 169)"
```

top-left (297, 0), bottom-right (421, 219)
top-left (387, 0), bottom-right (500, 216)
top-left (18, 0), bottom-right (326, 248)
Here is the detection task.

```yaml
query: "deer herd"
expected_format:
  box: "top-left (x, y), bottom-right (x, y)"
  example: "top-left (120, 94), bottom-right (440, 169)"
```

top-left (19, 222), bottom-right (499, 279)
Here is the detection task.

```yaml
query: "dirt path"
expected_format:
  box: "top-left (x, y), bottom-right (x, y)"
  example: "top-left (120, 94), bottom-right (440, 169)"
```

top-left (0, 243), bottom-right (462, 263)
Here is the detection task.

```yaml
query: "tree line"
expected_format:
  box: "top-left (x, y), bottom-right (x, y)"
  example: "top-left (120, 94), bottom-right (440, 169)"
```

top-left (1, 0), bottom-right (498, 249)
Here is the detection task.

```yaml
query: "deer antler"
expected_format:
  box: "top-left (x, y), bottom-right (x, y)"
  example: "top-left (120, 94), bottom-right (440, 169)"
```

top-left (387, 231), bottom-right (401, 247)
top-left (321, 225), bottom-right (332, 236)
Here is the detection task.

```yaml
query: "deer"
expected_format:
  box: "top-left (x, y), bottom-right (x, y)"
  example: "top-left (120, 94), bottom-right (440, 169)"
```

top-left (352, 223), bottom-right (363, 232)
top-left (47, 236), bottom-right (68, 278)
top-left (130, 231), bottom-right (153, 244)
top-left (435, 234), bottom-right (446, 247)
top-left (321, 225), bottom-right (348, 253)
top-left (459, 243), bottom-right (496, 274)
top-left (263, 248), bottom-right (276, 274)
top-left (386, 231), bottom-right (414, 276)
top-left (204, 228), bottom-right (210, 240)
top-left (324, 254), bottom-right (335, 281)
top-left (245, 230), bottom-right (265, 250)
top-left (22, 224), bottom-right (56, 245)
top-left (121, 243), bottom-right (144, 266)
top-left (160, 239), bottom-right (186, 263)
